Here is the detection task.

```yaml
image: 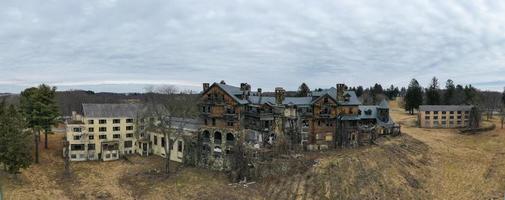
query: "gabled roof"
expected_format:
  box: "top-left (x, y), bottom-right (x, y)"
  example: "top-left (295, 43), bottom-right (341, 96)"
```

top-left (206, 83), bottom-right (249, 104)
top-left (310, 87), bottom-right (361, 105)
top-left (82, 104), bottom-right (142, 118)
top-left (378, 99), bottom-right (389, 109)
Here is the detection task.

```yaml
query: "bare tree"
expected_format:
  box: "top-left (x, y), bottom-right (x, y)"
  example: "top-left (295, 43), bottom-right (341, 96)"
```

top-left (141, 85), bottom-right (197, 175)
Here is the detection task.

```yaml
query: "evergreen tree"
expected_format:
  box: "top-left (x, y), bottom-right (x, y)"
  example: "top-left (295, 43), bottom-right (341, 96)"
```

top-left (501, 87), bottom-right (505, 106)
top-left (20, 84), bottom-right (60, 163)
top-left (356, 86), bottom-right (364, 97)
top-left (464, 84), bottom-right (479, 105)
top-left (405, 79), bottom-right (423, 114)
top-left (425, 77), bottom-right (441, 105)
top-left (296, 83), bottom-right (310, 97)
top-left (444, 79), bottom-right (455, 105)
top-left (0, 104), bottom-right (32, 174)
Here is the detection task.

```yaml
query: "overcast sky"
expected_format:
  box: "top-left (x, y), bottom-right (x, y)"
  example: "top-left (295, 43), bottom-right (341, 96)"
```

top-left (1, 0), bottom-right (505, 93)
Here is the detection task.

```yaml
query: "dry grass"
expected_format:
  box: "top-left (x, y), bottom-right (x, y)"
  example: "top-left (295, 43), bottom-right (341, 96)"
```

top-left (2, 100), bottom-right (505, 199)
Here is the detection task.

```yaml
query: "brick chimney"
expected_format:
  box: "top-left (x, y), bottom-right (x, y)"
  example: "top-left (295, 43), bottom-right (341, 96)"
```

top-left (240, 83), bottom-right (251, 100)
top-left (336, 83), bottom-right (346, 101)
top-left (202, 83), bottom-right (210, 92)
top-left (275, 87), bottom-right (285, 105)
top-left (257, 88), bottom-right (262, 96)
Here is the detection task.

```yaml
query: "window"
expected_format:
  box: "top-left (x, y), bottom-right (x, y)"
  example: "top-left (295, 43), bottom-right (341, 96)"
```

top-left (161, 137), bottom-right (166, 147)
top-left (88, 120), bottom-right (94, 124)
top-left (71, 144), bottom-right (84, 151)
top-left (71, 154), bottom-right (76, 159)
top-left (73, 128), bottom-right (81, 132)
top-left (88, 144), bottom-right (95, 150)
top-left (434, 111), bottom-right (439, 114)
top-left (442, 116), bottom-right (446, 120)
top-left (425, 116), bottom-right (430, 120)
top-left (154, 136), bottom-right (158, 145)
top-left (126, 118), bottom-right (133, 123)
top-left (324, 97), bottom-right (328, 103)
top-left (457, 116), bottom-right (462, 119)
top-left (227, 122), bottom-right (234, 126)
top-left (450, 116), bottom-right (454, 119)
top-left (88, 127), bottom-right (94, 132)
top-left (124, 141), bottom-right (132, 148)
top-left (212, 118), bottom-right (216, 126)
top-left (99, 119), bottom-right (107, 124)
top-left (113, 119), bottom-right (120, 124)
top-left (113, 134), bottom-right (120, 139)
top-left (126, 133), bottom-right (133, 138)
top-left (434, 116), bottom-right (438, 120)
top-left (450, 111), bottom-right (454, 114)
top-left (126, 126), bottom-right (133, 131)
top-left (464, 111), bottom-right (469, 114)
top-left (99, 135), bottom-right (107, 139)
top-left (457, 111), bottom-right (462, 114)
top-left (99, 127), bottom-right (107, 132)
top-left (89, 135), bottom-right (94, 140)
top-left (425, 111), bottom-right (430, 114)
top-left (178, 141), bottom-right (183, 152)
top-left (204, 119), bottom-right (208, 125)
top-left (113, 127), bottom-right (120, 131)
top-left (73, 135), bottom-right (80, 140)
top-left (442, 111), bottom-right (446, 114)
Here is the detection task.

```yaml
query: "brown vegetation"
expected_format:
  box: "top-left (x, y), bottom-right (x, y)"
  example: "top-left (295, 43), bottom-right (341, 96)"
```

top-left (2, 100), bottom-right (505, 199)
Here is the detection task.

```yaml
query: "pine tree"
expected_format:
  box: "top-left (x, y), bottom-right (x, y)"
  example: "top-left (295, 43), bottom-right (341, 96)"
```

top-left (0, 104), bottom-right (32, 174)
top-left (405, 79), bottom-right (423, 114)
top-left (356, 86), bottom-right (364, 97)
top-left (20, 84), bottom-right (60, 163)
top-left (444, 79), bottom-right (455, 105)
top-left (296, 83), bottom-right (310, 97)
top-left (425, 77), bottom-right (441, 105)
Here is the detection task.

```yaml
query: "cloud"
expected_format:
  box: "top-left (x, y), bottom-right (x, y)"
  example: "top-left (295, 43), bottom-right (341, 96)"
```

top-left (1, 0), bottom-right (505, 93)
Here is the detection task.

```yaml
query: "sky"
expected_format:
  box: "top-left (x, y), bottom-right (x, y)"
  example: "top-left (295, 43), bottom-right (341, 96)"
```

top-left (1, 0), bottom-right (505, 93)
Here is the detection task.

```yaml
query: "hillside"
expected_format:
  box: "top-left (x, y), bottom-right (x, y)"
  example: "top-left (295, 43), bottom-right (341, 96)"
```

top-left (2, 100), bottom-right (505, 199)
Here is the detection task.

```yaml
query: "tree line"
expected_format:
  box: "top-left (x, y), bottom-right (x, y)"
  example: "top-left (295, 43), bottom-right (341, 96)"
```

top-left (403, 77), bottom-right (505, 117)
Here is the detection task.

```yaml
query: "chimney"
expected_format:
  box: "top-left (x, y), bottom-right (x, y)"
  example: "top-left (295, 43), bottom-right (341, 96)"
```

top-left (240, 83), bottom-right (251, 100)
top-left (336, 83), bottom-right (346, 101)
top-left (202, 83), bottom-right (210, 92)
top-left (275, 87), bottom-right (285, 105)
top-left (257, 88), bottom-right (262, 96)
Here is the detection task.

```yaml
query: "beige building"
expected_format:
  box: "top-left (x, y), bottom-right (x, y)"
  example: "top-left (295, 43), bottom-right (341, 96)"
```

top-left (65, 104), bottom-right (141, 161)
top-left (65, 104), bottom-right (199, 162)
top-left (418, 105), bottom-right (473, 128)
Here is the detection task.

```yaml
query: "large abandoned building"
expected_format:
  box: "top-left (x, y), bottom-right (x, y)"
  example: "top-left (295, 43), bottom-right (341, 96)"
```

top-left (64, 104), bottom-right (198, 162)
top-left (418, 105), bottom-right (473, 128)
top-left (191, 82), bottom-right (400, 171)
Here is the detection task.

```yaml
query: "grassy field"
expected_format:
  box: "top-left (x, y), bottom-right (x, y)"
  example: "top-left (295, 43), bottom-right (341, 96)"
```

top-left (1, 100), bottom-right (505, 199)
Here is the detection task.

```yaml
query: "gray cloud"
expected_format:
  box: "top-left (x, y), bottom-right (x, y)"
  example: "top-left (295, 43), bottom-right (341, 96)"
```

top-left (1, 0), bottom-right (505, 93)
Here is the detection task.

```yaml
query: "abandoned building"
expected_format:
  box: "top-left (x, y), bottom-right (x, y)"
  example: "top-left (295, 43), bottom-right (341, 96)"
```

top-left (418, 105), bottom-right (473, 128)
top-left (64, 103), bottom-right (199, 162)
top-left (191, 82), bottom-right (401, 171)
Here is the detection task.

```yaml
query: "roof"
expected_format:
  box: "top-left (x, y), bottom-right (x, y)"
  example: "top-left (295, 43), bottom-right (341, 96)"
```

top-left (310, 87), bottom-right (361, 105)
top-left (418, 105), bottom-right (473, 112)
top-left (214, 83), bottom-right (249, 104)
top-left (358, 105), bottom-right (378, 119)
top-left (82, 104), bottom-right (142, 118)
top-left (378, 99), bottom-right (389, 109)
top-left (247, 96), bottom-right (313, 106)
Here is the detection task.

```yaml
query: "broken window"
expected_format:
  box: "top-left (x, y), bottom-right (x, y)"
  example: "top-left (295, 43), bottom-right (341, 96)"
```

top-left (126, 118), bottom-right (134, 123)
top-left (89, 135), bottom-right (94, 140)
top-left (126, 126), bottom-right (133, 130)
top-left (88, 127), bottom-right (94, 132)
top-left (88, 144), bottom-right (95, 150)
top-left (73, 127), bottom-right (81, 132)
top-left (113, 134), bottom-right (120, 139)
top-left (124, 141), bottom-right (132, 148)
top-left (126, 133), bottom-right (133, 138)
top-left (71, 144), bottom-right (84, 151)
top-left (214, 132), bottom-right (222, 144)
top-left (99, 135), bottom-right (106, 139)
top-left (203, 130), bottom-right (210, 142)
top-left (99, 119), bottom-right (107, 124)
top-left (113, 119), bottom-right (120, 124)
top-left (113, 127), bottom-right (120, 131)
top-left (177, 141), bottom-right (183, 152)
top-left (73, 135), bottom-right (81, 140)
top-left (226, 133), bottom-right (235, 143)
top-left (99, 127), bottom-right (107, 132)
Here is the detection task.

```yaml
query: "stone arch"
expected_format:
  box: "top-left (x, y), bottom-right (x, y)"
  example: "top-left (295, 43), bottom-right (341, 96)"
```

top-left (202, 130), bottom-right (210, 142)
